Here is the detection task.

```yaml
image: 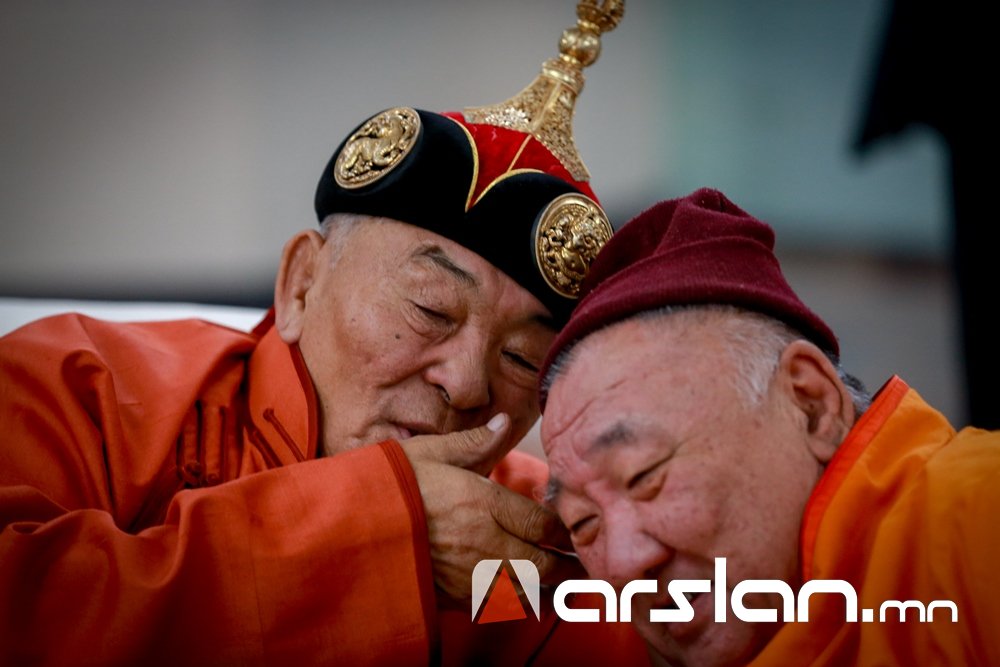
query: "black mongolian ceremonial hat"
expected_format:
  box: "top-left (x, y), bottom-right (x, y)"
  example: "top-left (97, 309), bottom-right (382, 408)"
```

top-left (314, 1), bottom-right (625, 325)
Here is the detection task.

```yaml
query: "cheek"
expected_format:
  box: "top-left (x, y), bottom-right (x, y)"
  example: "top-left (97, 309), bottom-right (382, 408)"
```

top-left (712, 438), bottom-right (818, 581)
top-left (575, 504), bottom-right (645, 582)
top-left (304, 294), bottom-right (426, 388)
top-left (340, 309), bottom-right (401, 365)
top-left (490, 382), bottom-right (540, 435)
top-left (641, 468), bottom-right (727, 551)
top-left (574, 541), bottom-right (608, 580)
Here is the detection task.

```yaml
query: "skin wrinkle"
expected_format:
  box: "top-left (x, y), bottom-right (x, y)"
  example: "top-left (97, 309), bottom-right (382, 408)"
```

top-left (541, 388), bottom-right (605, 505)
top-left (544, 417), bottom-right (640, 505)
top-left (414, 245), bottom-right (480, 288)
top-left (541, 348), bottom-right (672, 507)
top-left (542, 374), bottom-right (631, 447)
top-left (275, 217), bottom-right (556, 456)
top-left (541, 310), bottom-right (851, 667)
top-left (545, 305), bottom-right (871, 418)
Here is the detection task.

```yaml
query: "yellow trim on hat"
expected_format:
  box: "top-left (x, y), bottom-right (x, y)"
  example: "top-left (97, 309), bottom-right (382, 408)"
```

top-left (505, 136), bottom-right (532, 174)
top-left (471, 168), bottom-right (545, 209)
top-left (442, 115), bottom-right (479, 213)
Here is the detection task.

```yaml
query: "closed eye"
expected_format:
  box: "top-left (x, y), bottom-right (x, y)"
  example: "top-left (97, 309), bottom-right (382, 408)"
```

top-left (569, 515), bottom-right (598, 545)
top-left (413, 302), bottom-right (452, 325)
top-left (503, 350), bottom-right (539, 374)
top-left (627, 462), bottom-right (667, 501)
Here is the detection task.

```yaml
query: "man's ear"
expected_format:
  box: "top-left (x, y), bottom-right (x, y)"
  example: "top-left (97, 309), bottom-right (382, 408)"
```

top-left (777, 340), bottom-right (855, 464)
top-left (274, 230), bottom-right (325, 344)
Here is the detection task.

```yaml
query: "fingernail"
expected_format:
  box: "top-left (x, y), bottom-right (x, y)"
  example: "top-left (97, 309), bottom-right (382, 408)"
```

top-left (487, 413), bottom-right (508, 432)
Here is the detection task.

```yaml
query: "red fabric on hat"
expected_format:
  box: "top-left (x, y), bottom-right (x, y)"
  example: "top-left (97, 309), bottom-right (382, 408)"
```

top-left (441, 112), bottom-right (597, 206)
top-left (540, 188), bottom-right (839, 402)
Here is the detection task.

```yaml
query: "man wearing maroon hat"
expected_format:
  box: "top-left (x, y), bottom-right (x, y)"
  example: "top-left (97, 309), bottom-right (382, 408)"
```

top-left (0, 3), bottom-right (650, 665)
top-left (540, 188), bottom-right (1000, 666)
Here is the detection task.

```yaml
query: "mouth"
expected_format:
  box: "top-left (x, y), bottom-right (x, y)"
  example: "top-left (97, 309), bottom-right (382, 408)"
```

top-left (664, 591), bottom-right (709, 643)
top-left (653, 590), bottom-right (702, 611)
top-left (635, 582), bottom-right (710, 646)
top-left (390, 421), bottom-right (441, 440)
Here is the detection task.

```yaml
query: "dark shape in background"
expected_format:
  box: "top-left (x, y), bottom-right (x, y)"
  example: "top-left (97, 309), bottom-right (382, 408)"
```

top-left (855, 1), bottom-right (994, 428)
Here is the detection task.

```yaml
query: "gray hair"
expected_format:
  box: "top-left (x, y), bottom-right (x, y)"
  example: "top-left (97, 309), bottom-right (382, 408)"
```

top-left (543, 304), bottom-right (871, 419)
top-left (318, 212), bottom-right (374, 266)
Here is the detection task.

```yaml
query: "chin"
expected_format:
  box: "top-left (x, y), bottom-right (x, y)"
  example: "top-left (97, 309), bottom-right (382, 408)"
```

top-left (640, 621), bottom-right (770, 667)
top-left (357, 427), bottom-right (400, 448)
top-left (320, 428), bottom-right (387, 457)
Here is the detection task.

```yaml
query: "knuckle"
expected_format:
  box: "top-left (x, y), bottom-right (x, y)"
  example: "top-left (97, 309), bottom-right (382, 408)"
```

top-left (520, 502), bottom-right (548, 541)
top-left (528, 547), bottom-right (555, 574)
top-left (486, 482), bottom-right (510, 519)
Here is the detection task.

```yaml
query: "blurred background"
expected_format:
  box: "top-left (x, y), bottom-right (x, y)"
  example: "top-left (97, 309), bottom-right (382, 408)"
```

top-left (0, 1), bottom-right (964, 425)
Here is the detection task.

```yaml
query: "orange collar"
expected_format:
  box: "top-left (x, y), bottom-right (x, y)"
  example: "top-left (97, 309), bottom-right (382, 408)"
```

top-left (798, 376), bottom-right (959, 580)
top-left (798, 376), bottom-right (910, 579)
top-left (244, 310), bottom-right (320, 466)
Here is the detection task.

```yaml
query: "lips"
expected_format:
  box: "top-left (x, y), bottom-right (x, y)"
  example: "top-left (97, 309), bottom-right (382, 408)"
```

top-left (662, 591), bottom-right (710, 643)
top-left (390, 421), bottom-right (442, 440)
top-left (637, 575), bottom-right (712, 645)
top-left (653, 590), bottom-right (701, 611)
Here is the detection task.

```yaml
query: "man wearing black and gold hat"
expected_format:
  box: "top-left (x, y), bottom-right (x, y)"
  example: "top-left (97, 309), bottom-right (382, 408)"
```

top-left (0, 2), bottom-right (649, 665)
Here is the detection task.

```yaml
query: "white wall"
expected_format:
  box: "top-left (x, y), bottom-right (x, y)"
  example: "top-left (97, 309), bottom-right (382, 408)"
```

top-left (1, 0), bottom-right (945, 299)
top-left (0, 1), bottom-right (961, 421)
top-left (0, 0), bottom-right (669, 297)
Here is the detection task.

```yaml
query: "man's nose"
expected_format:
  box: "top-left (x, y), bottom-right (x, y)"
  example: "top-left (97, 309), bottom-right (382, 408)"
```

top-left (600, 508), bottom-right (672, 589)
top-left (423, 339), bottom-right (491, 411)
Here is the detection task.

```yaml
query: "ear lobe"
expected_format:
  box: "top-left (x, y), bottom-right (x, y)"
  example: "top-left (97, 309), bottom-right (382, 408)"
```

top-left (273, 230), bottom-right (324, 344)
top-left (778, 340), bottom-right (854, 464)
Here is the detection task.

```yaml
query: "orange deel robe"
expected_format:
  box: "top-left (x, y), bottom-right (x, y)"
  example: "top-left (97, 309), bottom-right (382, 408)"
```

top-left (0, 313), bottom-right (648, 666)
top-left (750, 377), bottom-right (1000, 666)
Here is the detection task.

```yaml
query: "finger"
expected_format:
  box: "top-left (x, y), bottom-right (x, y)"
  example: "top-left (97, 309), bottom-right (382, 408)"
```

top-left (539, 551), bottom-right (588, 586)
top-left (489, 484), bottom-right (574, 553)
top-left (405, 413), bottom-right (516, 474)
top-left (496, 541), bottom-right (586, 587)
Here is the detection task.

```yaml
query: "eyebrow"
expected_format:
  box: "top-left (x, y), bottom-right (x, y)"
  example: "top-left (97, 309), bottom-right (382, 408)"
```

top-left (412, 245), bottom-right (479, 289)
top-left (412, 244), bottom-right (556, 331)
top-left (543, 419), bottom-right (637, 506)
top-left (593, 420), bottom-right (637, 450)
top-left (542, 477), bottom-right (562, 506)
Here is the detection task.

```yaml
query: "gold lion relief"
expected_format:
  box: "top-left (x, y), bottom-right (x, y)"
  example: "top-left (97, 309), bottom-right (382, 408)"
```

top-left (334, 107), bottom-right (421, 189)
top-left (536, 193), bottom-right (613, 298)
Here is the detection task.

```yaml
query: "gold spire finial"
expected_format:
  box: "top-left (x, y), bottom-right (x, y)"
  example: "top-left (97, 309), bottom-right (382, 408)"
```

top-left (463, 0), bottom-right (625, 182)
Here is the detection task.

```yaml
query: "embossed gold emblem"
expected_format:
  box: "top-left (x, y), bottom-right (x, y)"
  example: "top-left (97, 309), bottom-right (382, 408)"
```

top-left (334, 107), bottom-right (421, 189)
top-left (535, 193), bottom-right (613, 298)
top-left (463, 1), bottom-right (625, 182)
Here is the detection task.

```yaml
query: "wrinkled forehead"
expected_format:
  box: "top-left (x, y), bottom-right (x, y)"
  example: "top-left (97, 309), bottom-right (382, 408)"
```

top-left (365, 219), bottom-right (547, 307)
top-left (542, 316), bottom-right (733, 451)
top-left (542, 322), bottom-right (663, 448)
top-left (545, 408), bottom-right (647, 478)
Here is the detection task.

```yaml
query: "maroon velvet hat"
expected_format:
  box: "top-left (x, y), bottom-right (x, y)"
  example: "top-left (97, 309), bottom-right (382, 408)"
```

top-left (539, 187), bottom-right (838, 403)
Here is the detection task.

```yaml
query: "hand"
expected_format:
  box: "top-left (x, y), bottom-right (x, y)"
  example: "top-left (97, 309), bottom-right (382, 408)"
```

top-left (404, 414), bottom-right (584, 601)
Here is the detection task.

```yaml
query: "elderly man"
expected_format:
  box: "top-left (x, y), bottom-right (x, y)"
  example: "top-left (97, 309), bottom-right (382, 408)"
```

top-left (540, 188), bottom-right (1000, 666)
top-left (0, 4), bottom-right (649, 665)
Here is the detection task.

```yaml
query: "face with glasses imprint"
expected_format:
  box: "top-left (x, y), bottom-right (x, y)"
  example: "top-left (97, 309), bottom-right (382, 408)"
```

top-left (274, 216), bottom-right (557, 456)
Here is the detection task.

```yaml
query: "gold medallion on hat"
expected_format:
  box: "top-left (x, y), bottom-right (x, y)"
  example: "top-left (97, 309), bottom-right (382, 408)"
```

top-left (334, 107), bottom-right (421, 189)
top-left (535, 193), bottom-right (613, 298)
